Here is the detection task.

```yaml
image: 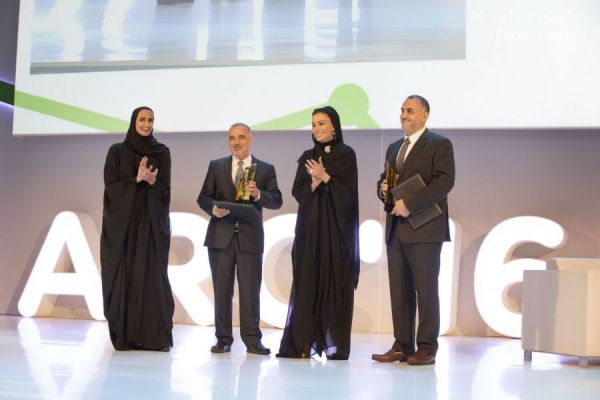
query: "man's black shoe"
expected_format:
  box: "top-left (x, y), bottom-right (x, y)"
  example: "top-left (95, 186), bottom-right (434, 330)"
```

top-left (210, 342), bottom-right (231, 353)
top-left (246, 341), bottom-right (271, 355)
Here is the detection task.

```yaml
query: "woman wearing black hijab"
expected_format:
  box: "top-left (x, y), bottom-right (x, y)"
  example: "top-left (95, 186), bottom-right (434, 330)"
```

top-left (277, 106), bottom-right (360, 360)
top-left (101, 106), bottom-right (174, 351)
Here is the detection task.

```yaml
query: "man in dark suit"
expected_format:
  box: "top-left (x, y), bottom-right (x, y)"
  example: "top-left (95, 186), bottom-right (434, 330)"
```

top-left (372, 95), bottom-right (455, 365)
top-left (197, 122), bottom-right (283, 355)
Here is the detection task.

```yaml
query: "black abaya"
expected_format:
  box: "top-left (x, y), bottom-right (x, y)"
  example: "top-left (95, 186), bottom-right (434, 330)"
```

top-left (277, 143), bottom-right (360, 359)
top-left (100, 140), bottom-right (174, 351)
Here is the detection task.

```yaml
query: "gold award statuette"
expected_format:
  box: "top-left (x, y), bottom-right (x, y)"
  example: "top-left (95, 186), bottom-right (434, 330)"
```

top-left (235, 163), bottom-right (257, 203)
top-left (384, 161), bottom-right (398, 212)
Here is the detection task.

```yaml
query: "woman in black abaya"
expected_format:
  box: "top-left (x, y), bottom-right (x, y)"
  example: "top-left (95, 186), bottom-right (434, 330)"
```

top-left (101, 106), bottom-right (174, 351)
top-left (277, 106), bottom-right (360, 360)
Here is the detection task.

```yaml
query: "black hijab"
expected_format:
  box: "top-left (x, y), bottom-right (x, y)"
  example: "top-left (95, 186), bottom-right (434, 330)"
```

top-left (123, 106), bottom-right (167, 156)
top-left (311, 106), bottom-right (344, 148)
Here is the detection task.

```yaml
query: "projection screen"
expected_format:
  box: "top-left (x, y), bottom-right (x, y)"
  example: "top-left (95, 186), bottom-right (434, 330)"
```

top-left (12, 0), bottom-right (600, 135)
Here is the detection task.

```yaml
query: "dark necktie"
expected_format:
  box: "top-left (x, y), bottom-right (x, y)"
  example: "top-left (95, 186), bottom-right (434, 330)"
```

top-left (396, 137), bottom-right (410, 172)
top-left (234, 160), bottom-right (244, 187)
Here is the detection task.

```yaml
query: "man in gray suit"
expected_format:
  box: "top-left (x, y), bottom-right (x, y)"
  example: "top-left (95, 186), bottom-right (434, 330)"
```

top-left (197, 123), bottom-right (283, 355)
top-left (372, 95), bottom-right (455, 365)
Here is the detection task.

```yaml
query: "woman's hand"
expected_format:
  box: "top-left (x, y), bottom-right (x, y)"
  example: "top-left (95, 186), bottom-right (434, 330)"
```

top-left (137, 156), bottom-right (159, 186)
top-left (305, 157), bottom-right (330, 184)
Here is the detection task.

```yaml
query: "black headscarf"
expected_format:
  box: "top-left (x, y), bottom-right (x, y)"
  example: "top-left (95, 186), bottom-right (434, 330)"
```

top-left (311, 106), bottom-right (344, 147)
top-left (123, 106), bottom-right (167, 156)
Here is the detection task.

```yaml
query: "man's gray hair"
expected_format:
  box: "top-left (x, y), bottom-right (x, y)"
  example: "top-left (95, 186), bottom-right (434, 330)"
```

top-left (229, 122), bottom-right (252, 133)
top-left (406, 95), bottom-right (430, 113)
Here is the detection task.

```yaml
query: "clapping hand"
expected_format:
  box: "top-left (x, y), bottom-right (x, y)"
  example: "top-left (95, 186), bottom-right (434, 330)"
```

top-left (305, 157), bottom-right (330, 185)
top-left (136, 156), bottom-right (158, 186)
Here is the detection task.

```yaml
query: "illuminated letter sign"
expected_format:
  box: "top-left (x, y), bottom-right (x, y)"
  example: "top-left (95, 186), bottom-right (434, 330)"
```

top-left (440, 219), bottom-right (461, 335)
top-left (167, 212), bottom-right (213, 326)
top-left (19, 211), bottom-right (563, 338)
top-left (261, 214), bottom-right (298, 328)
top-left (18, 212), bottom-right (104, 320)
top-left (474, 216), bottom-right (566, 337)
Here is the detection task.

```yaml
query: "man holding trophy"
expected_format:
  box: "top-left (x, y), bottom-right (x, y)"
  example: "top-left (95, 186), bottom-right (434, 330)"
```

top-left (197, 122), bottom-right (283, 355)
top-left (373, 95), bottom-right (455, 366)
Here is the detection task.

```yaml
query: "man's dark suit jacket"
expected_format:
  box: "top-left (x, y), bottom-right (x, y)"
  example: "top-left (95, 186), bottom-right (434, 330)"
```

top-left (197, 156), bottom-right (283, 253)
top-left (378, 129), bottom-right (455, 244)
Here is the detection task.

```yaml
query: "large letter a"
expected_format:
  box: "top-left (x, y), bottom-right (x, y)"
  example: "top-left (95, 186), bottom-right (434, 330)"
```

top-left (18, 212), bottom-right (104, 320)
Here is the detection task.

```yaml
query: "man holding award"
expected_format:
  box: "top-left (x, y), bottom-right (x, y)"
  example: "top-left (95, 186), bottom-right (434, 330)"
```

top-left (197, 122), bottom-right (283, 355)
top-left (373, 95), bottom-right (455, 365)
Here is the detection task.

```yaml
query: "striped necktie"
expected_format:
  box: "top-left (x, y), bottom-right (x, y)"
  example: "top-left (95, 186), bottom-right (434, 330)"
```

top-left (234, 160), bottom-right (244, 187)
top-left (396, 137), bottom-right (410, 172)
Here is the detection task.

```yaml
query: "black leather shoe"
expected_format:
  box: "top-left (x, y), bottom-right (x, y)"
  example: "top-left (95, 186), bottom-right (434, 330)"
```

top-left (246, 341), bottom-right (271, 355)
top-left (371, 347), bottom-right (409, 363)
top-left (211, 342), bottom-right (231, 353)
top-left (407, 349), bottom-right (435, 365)
top-left (326, 353), bottom-right (348, 360)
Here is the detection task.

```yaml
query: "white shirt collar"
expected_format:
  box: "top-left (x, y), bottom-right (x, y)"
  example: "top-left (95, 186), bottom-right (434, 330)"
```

top-left (232, 154), bottom-right (252, 166)
top-left (405, 127), bottom-right (426, 143)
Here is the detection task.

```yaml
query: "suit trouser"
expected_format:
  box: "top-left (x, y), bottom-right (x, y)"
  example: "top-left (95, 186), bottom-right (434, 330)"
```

top-left (386, 232), bottom-right (442, 355)
top-left (208, 235), bottom-right (263, 347)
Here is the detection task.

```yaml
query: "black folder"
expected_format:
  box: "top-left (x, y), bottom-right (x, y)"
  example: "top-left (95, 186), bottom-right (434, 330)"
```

top-left (213, 201), bottom-right (259, 222)
top-left (390, 174), bottom-right (443, 229)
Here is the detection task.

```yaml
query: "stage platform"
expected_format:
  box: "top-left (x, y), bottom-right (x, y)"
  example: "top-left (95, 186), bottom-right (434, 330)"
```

top-left (0, 315), bottom-right (598, 399)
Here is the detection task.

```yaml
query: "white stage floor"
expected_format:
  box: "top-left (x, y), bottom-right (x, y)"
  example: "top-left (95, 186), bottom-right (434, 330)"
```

top-left (1, 315), bottom-right (599, 399)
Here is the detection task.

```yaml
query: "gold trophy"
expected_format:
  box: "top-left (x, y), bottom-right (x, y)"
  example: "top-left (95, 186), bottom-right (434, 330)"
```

top-left (235, 163), bottom-right (257, 203)
top-left (384, 160), bottom-right (398, 212)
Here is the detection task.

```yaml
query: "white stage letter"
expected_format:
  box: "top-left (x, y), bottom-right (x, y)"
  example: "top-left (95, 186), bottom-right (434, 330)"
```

top-left (440, 219), bottom-right (461, 335)
top-left (261, 214), bottom-right (298, 328)
top-left (168, 212), bottom-right (213, 326)
top-left (18, 211), bottom-right (104, 320)
top-left (474, 216), bottom-right (566, 337)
